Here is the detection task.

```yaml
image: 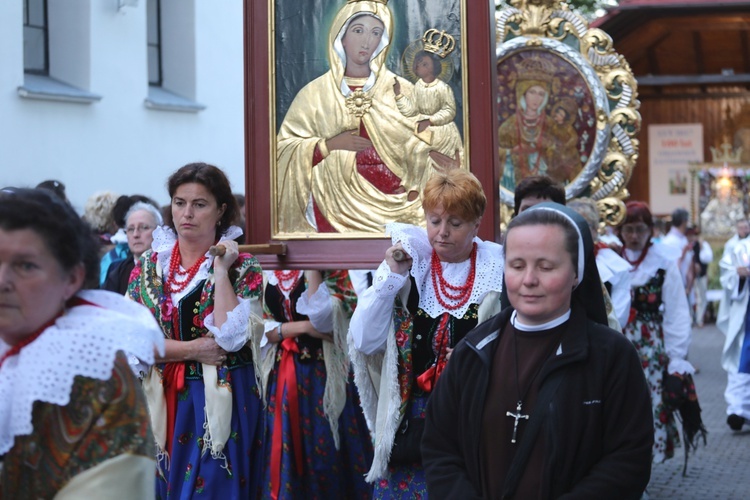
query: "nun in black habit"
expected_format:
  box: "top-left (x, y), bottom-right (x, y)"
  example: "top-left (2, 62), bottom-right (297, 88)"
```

top-left (422, 203), bottom-right (653, 499)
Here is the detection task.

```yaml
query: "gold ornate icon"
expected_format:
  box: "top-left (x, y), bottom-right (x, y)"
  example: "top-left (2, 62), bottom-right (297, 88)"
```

top-left (496, 0), bottom-right (641, 228)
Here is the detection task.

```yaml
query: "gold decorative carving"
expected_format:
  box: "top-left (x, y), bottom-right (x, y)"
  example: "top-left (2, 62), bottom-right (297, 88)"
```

top-left (496, 0), bottom-right (640, 226)
top-left (344, 89), bottom-right (373, 118)
top-left (422, 29), bottom-right (456, 59)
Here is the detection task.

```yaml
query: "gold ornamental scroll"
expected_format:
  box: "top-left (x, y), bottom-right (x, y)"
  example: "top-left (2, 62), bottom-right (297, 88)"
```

top-left (496, 0), bottom-right (640, 228)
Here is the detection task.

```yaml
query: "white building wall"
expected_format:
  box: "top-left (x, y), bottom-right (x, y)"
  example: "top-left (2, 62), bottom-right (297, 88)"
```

top-left (0, 0), bottom-right (246, 213)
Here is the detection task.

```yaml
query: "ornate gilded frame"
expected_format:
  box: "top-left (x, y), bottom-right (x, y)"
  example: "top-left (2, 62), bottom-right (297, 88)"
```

top-left (496, 0), bottom-right (640, 227)
top-left (244, 0), bottom-right (498, 269)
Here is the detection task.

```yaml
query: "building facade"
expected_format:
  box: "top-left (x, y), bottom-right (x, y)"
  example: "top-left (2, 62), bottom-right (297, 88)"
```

top-left (0, 0), bottom-right (246, 212)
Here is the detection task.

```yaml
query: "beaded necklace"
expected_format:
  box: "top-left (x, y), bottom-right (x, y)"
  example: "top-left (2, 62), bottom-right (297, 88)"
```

top-left (430, 243), bottom-right (477, 310)
top-left (165, 241), bottom-right (207, 294)
top-left (274, 270), bottom-right (302, 294)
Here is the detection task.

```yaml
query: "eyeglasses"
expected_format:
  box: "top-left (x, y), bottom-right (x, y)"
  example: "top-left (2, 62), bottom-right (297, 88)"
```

top-left (621, 225), bottom-right (650, 235)
top-left (126, 224), bottom-right (154, 234)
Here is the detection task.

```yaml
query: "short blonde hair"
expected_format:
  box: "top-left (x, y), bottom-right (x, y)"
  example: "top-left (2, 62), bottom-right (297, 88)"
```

top-left (422, 169), bottom-right (486, 222)
top-left (83, 190), bottom-right (118, 233)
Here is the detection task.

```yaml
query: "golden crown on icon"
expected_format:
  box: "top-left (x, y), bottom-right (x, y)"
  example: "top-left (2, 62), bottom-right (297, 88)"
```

top-left (516, 56), bottom-right (556, 82)
top-left (422, 29), bottom-right (456, 59)
top-left (347, 0), bottom-right (389, 5)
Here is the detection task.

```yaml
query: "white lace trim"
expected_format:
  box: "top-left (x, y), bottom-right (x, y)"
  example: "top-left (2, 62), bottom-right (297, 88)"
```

top-left (385, 222), bottom-right (504, 318)
top-left (204, 298), bottom-right (253, 352)
top-left (0, 290), bottom-right (165, 455)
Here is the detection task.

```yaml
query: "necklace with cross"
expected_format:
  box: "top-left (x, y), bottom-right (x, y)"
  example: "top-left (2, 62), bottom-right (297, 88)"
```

top-left (505, 322), bottom-right (563, 444)
top-left (506, 401), bottom-right (529, 444)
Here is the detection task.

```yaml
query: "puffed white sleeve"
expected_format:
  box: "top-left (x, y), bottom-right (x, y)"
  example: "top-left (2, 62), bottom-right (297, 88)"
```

top-left (204, 297), bottom-right (255, 352)
top-left (661, 260), bottom-right (694, 374)
top-left (349, 260), bottom-right (407, 356)
top-left (296, 283), bottom-right (334, 332)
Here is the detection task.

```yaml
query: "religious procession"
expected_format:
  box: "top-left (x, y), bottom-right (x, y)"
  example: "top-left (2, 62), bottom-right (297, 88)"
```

top-left (3, 0), bottom-right (750, 499)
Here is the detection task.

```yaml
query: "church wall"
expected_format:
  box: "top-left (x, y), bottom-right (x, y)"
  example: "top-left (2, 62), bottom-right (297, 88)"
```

top-left (632, 88), bottom-right (750, 216)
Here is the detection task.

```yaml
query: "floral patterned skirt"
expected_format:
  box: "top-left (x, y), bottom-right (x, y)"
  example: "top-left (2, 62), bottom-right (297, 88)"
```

top-left (156, 363), bottom-right (264, 499)
top-left (260, 355), bottom-right (373, 499)
top-left (624, 315), bottom-right (680, 462)
top-left (373, 396), bottom-right (429, 500)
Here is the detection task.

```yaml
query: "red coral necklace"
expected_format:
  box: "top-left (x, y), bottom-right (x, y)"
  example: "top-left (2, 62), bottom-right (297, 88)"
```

top-left (274, 270), bottom-right (302, 293)
top-left (621, 241), bottom-right (651, 270)
top-left (431, 243), bottom-right (477, 310)
top-left (165, 241), bottom-right (207, 294)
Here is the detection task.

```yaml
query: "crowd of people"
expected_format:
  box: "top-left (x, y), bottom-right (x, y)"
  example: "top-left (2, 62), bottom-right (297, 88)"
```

top-left (4, 160), bottom-right (739, 499)
top-left (6, 162), bottom-right (747, 499)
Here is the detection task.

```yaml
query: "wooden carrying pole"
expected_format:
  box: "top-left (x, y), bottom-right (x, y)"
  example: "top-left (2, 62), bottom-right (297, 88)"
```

top-left (209, 243), bottom-right (287, 257)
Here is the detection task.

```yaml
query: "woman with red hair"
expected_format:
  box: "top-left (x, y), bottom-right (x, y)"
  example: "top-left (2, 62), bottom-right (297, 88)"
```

top-left (617, 201), bottom-right (702, 464)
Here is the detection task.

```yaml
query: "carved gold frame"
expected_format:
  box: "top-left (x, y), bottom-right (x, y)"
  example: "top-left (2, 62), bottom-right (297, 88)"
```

top-left (496, 0), bottom-right (640, 227)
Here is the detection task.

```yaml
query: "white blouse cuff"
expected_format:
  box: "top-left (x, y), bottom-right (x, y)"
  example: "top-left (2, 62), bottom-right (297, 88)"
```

top-left (296, 285), bottom-right (334, 332)
top-left (373, 261), bottom-right (407, 298)
top-left (204, 297), bottom-right (253, 352)
top-left (261, 320), bottom-right (282, 348)
top-left (668, 358), bottom-right (695, 375)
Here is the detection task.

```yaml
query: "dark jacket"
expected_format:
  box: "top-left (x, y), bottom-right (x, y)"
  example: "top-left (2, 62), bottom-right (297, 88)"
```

top-left (422, 305), bottom-right (653, 499)
top-left (102, 255), bottom-right (136, 296)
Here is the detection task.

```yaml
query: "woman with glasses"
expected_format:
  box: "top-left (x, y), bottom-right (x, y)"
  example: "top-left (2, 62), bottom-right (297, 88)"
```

top-left (103, 202), bottom-right (162, 295)
top-left (617, 201), bottom-right (696, 463)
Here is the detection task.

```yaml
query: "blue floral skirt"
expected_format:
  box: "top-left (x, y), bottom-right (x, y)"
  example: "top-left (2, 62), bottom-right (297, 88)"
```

top-left (156, 364), bottom-right (264, 499)
top-left (373, 396), bottom-right (428, 500)
top-left (260, 354), bottom-right (374, 499)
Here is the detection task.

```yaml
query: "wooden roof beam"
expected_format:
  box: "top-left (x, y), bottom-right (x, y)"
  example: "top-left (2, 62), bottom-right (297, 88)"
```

top-left (636, 73), bottom-right (750, 86)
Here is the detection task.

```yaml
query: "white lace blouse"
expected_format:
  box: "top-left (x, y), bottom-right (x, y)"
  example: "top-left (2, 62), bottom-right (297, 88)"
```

top-left (350, 223), bottom-right (504, 355)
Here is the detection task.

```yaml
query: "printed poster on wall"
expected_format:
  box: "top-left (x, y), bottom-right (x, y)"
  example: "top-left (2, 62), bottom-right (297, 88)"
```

top-left (648, 124), bottom-right (703, 215)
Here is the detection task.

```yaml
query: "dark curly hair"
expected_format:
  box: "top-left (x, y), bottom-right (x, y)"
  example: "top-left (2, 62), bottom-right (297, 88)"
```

top-left (0, 188), bottom-right (100, 290)
top-left (164, 162), bottom-right (240, 239)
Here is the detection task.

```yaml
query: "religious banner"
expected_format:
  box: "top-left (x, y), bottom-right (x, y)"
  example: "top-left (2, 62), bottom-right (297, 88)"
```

top-left (244, 0), bottom-right (496, 268)
top-left (273, 0), bottom-right (469, 238)
top-left (648, 123), bottom-right (703, 215)
top-left (496, 0), bottom-right (640, 227)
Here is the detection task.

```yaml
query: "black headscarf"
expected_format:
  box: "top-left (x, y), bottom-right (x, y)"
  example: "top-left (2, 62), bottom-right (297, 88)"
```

top-left (500, 202), bottom-right (609, 327)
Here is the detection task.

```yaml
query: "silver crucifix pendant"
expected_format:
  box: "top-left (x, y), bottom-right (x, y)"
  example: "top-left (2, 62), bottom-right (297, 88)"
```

top-left (505, 400), bottom-right (529, 444)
